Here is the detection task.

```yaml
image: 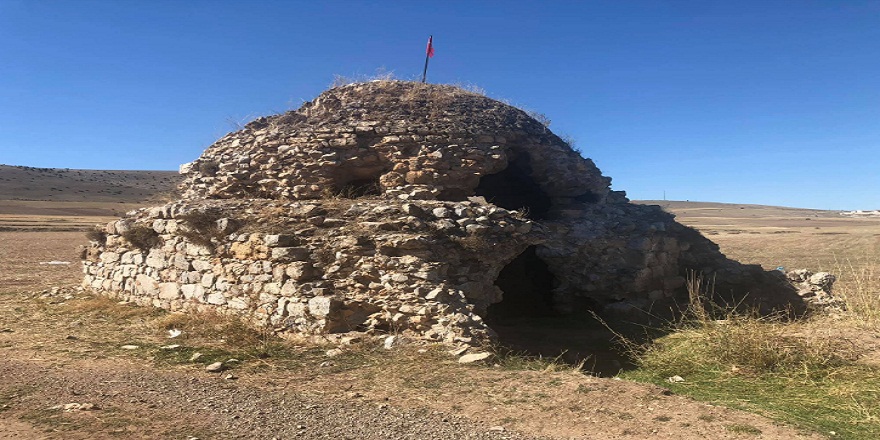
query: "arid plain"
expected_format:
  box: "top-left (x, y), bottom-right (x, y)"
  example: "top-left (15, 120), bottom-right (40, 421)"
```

top-left (0, 165), bottom-right (877, 439)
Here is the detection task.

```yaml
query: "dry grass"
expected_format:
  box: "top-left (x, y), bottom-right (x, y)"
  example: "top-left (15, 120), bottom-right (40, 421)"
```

top-left (634, 314), bottom-right (858, 378)
top-left (197, 160), bottom-right (219, 177)
top-left (153, 309), bottom-right (271, 350)
top-left (121, 224), bottom-right (161, 251)
top-left (620, 270), bottom-right (880, 439)
top-left (176, 209), bottom-right (232, 248)
top-left (829, 258), bottom-right (880, 327)
top-left (84, 227), bottom-right (106, 243)
top-left (647, 200), bottom-right (880, 327)
top-left (65, 295), bottom-right (161, 322)
top-left (616, 273), bottom-right (860, 378)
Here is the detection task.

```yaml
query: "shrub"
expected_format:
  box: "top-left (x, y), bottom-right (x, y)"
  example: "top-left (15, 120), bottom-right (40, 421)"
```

top-left (332, 179), bottom-right (382, 199)
top-left (177, 209), bottom-right (236, 248)
top-left (558, 134), bottom-right (577, 150)
top-left (85, 228), bottom-right (107, 244)
top-left (122, 225), bottom-right (161, 251)
top-left (525, 110), bottom-right (552, 127)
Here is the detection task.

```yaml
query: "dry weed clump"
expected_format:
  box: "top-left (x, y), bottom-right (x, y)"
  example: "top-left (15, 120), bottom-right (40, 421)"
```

top-left (121, 225), bottom-right (161, 251)
top-left (238, 205), bottom-right (292, 234)
top-left (197, 160), bottom-right (220, 177)
top-left (154, 309), bottom-right (265, 347)
top-left (326, 74), bottom-right (489, 122)
top-left (624, 272), bottom-right (858, 378)
top-left (177, 210), bottom-right (236, 248)
top-left (323, 180), bottom-right (383, 200)
top-left (152, 309), bottom-right (283, 360)
top-left (833, 258), bottom-right (880, 327)
top-left (329, 70), bottom-right (398, 88)
top-left (636, 315), bottom-right (856, 378)
top-left (492, 346), bottom-right (587, 373)
top-left (84, 227), bottom-right (106, 244)
top-left (65, 295), bottom-right (162, 322)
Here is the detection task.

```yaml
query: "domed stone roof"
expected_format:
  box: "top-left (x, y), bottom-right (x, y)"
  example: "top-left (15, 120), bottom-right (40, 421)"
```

top-left (179, 81), bottom-right (610, 211)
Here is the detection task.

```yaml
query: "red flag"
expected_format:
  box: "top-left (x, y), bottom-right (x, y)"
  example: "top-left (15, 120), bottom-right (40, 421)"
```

top-left (426, 36), bottom-right (435, 58)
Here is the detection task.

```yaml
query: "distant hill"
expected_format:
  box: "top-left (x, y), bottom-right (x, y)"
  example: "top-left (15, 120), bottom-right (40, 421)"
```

top-left (634, 200), bottom-right (838, 218)
top-left (0, 165), bottom-right (181, 203)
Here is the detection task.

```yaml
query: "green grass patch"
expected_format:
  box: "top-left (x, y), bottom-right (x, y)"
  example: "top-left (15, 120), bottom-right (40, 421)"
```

top-left (617, 271), bottom-right (880, 439)
top-left (625, 366), bottom-right (880, 439)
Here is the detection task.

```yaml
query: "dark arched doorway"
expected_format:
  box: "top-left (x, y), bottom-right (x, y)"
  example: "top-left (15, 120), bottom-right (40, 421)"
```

top-left (475, 152), bottom-right (552, 219)
top-left (484, 246), bottom-right (633, 376)
top-left (485, 246), bottom-right (556, 324)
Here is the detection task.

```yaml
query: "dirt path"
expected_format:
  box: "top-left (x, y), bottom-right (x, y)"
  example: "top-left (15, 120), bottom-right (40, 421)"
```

top-left (0, 231), bottom-right (824, 439)
top-left (0, 419), bottom-right (47, 440)
top-left (0, 354), bottom-right (549, 440)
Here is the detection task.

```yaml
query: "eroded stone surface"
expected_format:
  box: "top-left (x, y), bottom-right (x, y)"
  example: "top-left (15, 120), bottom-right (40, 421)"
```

top-left (82, 81), bottom-right (807, 345)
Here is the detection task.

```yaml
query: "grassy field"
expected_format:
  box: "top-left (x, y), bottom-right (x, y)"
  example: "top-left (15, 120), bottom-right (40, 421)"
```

top-left (628, 200), bottom-right (880, 440)
top-left (0, 231), bottom-right (820, 439)
top-left (0, 181), bottom-right (877, 438)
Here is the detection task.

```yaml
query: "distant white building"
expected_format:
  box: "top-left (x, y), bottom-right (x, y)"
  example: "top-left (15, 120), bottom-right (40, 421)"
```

top-left (840, 210), bottom-right (880, 218)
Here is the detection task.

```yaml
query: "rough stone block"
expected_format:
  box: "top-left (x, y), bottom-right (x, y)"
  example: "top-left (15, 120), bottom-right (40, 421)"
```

top-left (158, 282), bottom-right (181, 300)
top-left (215, 218), bottom-right (238, 234)
top-left (191, 259), bottom-right (212, 272)
top-left (146, 250), bottom-right (167, 269)
top-left (264, 234), bottom-right (297, 247)
top-left (135, 274), bottom-right (159, 297)
top-left (205, 292), bottom-right (226, 305)
top-left (173, 254), bottom-right (191, 271)
top-left (308, 296), bottom-right (340, 318)
top-left (181, 283), bottom-right (204, 300)
top-left (287, 301), bottom-right (307, 317)
top-left (227, 297), bottom-right (249, 310)
top-left (152, 220), bottom-right (166, 234)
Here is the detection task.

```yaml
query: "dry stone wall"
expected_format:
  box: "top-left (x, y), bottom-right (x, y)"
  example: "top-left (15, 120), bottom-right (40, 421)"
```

top-left (83, 81), bottom-right (806, 345)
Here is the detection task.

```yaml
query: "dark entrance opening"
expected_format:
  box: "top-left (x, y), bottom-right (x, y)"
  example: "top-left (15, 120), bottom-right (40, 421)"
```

top-left (486, 246), bottom-right (556, 323)
top-left (336, 177), bottom-right (381, 198)
top-left (332, 164), bottom-right (386, 199)
top-left (485, 246), bottom-right (636, 376)
top-left (475, 152), bottom-right (552, 219)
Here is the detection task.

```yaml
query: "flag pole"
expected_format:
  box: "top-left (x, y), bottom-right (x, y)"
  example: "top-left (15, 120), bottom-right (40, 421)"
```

top-left (421, 35), bottom-right (432, 83)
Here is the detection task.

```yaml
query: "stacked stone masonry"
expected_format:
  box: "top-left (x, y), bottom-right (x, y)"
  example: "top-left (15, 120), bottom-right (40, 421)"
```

top-left (83, 81), bottom-right (806, 344)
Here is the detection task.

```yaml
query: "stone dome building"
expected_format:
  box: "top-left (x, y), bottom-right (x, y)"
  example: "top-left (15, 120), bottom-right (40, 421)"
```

top-left (83, 81), bottom-right (802, 344)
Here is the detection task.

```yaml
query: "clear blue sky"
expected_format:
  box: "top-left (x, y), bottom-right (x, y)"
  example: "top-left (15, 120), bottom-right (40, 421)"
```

top-left (2, 1), bottom-right (878, 210)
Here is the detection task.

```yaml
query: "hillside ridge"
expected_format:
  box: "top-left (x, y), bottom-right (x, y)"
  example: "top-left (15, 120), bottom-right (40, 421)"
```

top-left (0, 164), bottom-right (180, 203)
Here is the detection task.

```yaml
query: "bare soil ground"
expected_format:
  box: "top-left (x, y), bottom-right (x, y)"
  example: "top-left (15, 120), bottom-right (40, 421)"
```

top-left (0, 230), bottom-right (821, 439)
top-left (637, 200), bottom-right (880, 273)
